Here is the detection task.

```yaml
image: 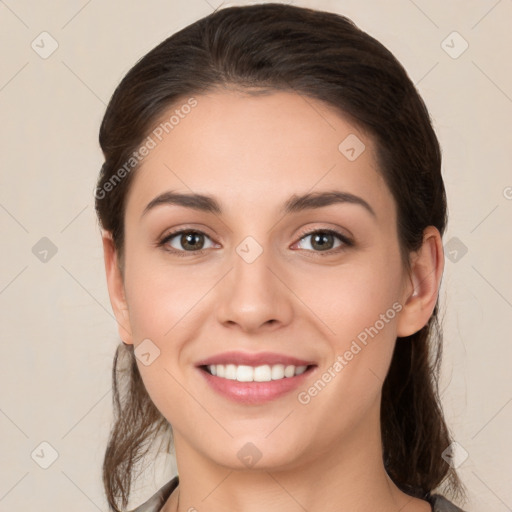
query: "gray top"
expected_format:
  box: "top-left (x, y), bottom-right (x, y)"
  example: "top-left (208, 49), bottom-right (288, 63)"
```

top-left (130, 476), bottom-right (467, 512)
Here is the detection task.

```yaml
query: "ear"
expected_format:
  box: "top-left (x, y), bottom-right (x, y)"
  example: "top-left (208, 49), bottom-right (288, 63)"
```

top-left (102, 230), bottom-right (133, 345)
top-left (396, 226), bottom-right (445, 337)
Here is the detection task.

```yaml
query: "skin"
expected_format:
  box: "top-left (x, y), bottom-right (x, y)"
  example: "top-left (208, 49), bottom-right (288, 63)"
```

top-left (102, 90), bottom-right (443, 512)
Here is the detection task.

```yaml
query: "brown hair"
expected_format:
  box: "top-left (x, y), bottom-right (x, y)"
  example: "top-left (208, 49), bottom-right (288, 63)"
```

top-left (95, 3), bottom-right (466, 510)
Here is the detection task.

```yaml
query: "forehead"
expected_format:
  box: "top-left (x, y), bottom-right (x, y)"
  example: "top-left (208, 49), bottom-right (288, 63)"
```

top-left (124, 90), bottom-right (394, 224)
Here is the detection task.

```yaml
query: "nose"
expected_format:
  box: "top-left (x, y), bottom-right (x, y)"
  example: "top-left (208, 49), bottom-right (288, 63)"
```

top-left (215, 240), bottom-right (294, 333)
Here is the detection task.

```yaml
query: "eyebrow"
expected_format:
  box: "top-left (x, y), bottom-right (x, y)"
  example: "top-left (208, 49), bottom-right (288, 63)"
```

top-left (141, 189), bottom-right (376, 219)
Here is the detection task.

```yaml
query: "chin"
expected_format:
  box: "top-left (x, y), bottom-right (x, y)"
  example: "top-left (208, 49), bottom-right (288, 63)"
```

top-left (195, 433), bottom-right (310, 473)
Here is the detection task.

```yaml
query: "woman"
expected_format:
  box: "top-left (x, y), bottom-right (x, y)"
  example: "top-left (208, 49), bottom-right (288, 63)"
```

top-left (95, 3), bottom-right (468, 511)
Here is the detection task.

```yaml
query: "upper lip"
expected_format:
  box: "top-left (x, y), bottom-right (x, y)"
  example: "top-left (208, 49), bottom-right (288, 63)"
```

top-left (196, 351), bottom-right (316, 367)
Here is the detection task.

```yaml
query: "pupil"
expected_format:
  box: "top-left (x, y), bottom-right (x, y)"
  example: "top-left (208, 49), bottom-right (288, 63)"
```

top-left (183, 232), bottom-right (203, 250)
top-left (312, 233), bottom-right (332, 251)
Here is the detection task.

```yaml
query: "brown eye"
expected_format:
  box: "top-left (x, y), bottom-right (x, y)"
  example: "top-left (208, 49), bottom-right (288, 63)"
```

top-left (310, 232), bottom-right (336, 251)
top-left (160, 230), bottom-right (216, 253)
top-left (295, 229), bottom-right (353, 254)
top-left (179, 231), bottom-right (205, 251)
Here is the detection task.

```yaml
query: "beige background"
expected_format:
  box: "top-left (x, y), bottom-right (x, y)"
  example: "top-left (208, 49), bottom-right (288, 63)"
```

top-left (1, 0), bottom-right (511, 510)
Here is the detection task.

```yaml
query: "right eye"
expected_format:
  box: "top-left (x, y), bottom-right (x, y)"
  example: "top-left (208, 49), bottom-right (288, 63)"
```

top-left (158, 229), bottom-right (218, 256)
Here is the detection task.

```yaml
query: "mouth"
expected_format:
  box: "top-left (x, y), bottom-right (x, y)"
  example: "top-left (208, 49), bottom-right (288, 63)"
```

top-left (197, 362), bottom-right (318, 405)
top-left (199, 363), bottom-right (316, 382)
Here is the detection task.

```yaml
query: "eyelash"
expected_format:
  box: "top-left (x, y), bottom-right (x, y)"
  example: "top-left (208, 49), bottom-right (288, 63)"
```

top-left (157, 227), bottom-right (353, 257)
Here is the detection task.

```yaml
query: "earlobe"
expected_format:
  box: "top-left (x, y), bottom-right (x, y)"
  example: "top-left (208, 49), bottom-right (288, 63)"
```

top-left (396, 226), bottom-right (444, 337)
top-left (101, 231), bottom-right (133, 345)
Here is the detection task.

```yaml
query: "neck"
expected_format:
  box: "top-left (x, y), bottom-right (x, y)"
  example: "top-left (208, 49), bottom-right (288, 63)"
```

top-left (163, 405), bottom-right (430, 512)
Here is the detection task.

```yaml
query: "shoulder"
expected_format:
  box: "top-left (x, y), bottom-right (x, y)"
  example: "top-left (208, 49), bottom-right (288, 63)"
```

top-left (128, 476), bottom-right (179, 512)
top-left (429, 493), bottom-right (467, 512)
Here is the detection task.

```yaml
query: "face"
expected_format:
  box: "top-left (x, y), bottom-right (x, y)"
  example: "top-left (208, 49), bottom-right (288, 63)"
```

top-left (104, 90), bottom-right (434, 472)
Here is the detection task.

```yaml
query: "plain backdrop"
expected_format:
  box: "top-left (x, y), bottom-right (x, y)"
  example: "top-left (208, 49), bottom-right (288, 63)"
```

top-left (1, 0), bottom-right (511, 510)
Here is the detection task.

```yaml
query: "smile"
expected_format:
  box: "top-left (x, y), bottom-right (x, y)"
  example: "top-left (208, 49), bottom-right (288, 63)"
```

top-left (203, 363), bottom-right (309, 382)
top-left (198, 364), bottom-right (317, 405)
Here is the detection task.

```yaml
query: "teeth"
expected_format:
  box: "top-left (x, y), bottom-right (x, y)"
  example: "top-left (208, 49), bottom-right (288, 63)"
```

top-left (206, 363), bottom-right (308, 382)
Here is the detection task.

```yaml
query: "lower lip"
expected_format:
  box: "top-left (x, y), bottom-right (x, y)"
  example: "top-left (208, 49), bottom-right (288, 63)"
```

top-left (197, 366), bottom-right (316, 405)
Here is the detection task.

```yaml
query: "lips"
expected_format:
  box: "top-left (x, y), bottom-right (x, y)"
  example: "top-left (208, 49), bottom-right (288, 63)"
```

top-left (195, 350), bottom-right (315, 367)
top-left (195, 351), bottom-right (318, 404)
top-left (198, 365), bottom-right (315, 404)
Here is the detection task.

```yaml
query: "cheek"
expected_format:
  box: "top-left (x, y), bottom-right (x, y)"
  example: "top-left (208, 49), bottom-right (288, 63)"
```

top-left (123, 251), bottom-right (212, 340)
top-left (300, 254), bottom-right (403, 339)
top-left (297, 251), bottom-right (404, 396)
top-left (121, 256), bottom-right (201, 423)
top-left (121, 254), bottom-right (218, 411)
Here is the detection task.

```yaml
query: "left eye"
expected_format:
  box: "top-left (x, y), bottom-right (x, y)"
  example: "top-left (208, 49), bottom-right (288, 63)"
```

top-left (294, 229), bottom-right (351, 252)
